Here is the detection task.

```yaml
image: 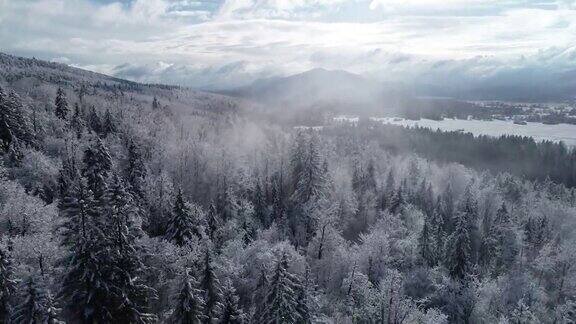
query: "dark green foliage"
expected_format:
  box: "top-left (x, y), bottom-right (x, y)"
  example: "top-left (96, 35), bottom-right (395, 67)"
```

top-left (262, 254), bottom-right (301, 324)
top-left (171, 269), bottom-right (206, 324)
top-left (201, 250), bottom-right (222, 323)
top-left (55, 88), bottom-right (69, 120)
top-left (88, 106), bottom-right (102, 135)
top-left (102, 109), bottom-right (116, 137)
top-left (446, 211), bottom-right (472, 280)
top-left (70, 103), bottom-right (85, 138)
top-left (0, 87), bottom-right (34, 148)
top-left (165, 190), bottom-right (203, 246)
top-left (82, 137), bottom-right (112, 199)
top-left (219, 280), bottom-right (244, 324)
top-left (126, 140), bottom-right (147, 198)
top-left (11, 276), bottom-right (61, 324)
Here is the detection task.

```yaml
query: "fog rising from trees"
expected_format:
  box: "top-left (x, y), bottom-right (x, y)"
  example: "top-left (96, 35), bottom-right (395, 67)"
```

top-left (0, 52), bottom-right (575, 324)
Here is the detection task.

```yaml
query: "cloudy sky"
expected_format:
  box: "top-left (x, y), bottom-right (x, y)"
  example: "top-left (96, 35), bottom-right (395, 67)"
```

top-left (1, 0), bottom-right (576, 93)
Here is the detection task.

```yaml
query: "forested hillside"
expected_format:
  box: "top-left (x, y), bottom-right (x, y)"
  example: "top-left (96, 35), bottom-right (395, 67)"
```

top-left (0, 53), bottom-right (575, 323)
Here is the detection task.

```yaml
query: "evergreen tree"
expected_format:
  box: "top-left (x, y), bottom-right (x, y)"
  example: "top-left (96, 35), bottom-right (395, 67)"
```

top-left (58, 156), bottom-right (80, 204)
top-left (262, 254), bottom-right (300, 324)
top-left (206, 202), bottom-right (220, 243)
top-left (446, 211), bottom-right (472, 280)
top-left (102, 174), bottom-right (157, 323)
top-left (219, 280), bottom-right (244, 324)
top-left (482, 203), bottom-right (518, 275)
top-left (171, 269), bottom-right (206, 324)
top-left (126, 140), bottom-right (147, 198)
top-left (253, 182), bottom-right (268, 227)
top-left (102, 109), bottom-right (116, 137)
top-left (165, 190), bottom-right (203, 246)
top-left (0, 245), bottom-right (17, 323)
top-left (252, 269), bottom-right (269, 324)
top-left (419, 213), bottom-right (437, 267)
top-left (82, 137), bottom-right (112, 200)
top-left (380, 169), bottom-right (395, 211)
top-left (70, 103), bottom-right (85, 139)
top-left (11, 276), bottom-right (62, 324)
top-left (201, 250), bottom-right (222, 323)
top-left (0, 88), bottom-right (34, 146)
top-left (55, 87), bottom-right (69, 120)
top-left (88, 106), bottom-right (102, 135)
top-left (294, 269), bottom-right (312, 324)
top-left (291, 132), bottom-right (326, 204)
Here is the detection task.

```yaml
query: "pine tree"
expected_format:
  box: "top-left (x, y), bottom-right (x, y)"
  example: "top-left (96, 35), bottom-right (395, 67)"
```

top-left (380, 170), bottom-right (395, 211)
top-left (165, 190), bottom-right (203, 246)
top-left (0, 245), bottom-right (17, 323)
top-left (102, 109), bottom-right (116, 137)
top-left (290, 131), bottom-right (307, 192)
top-left (253, 182), bottom-right (268, 227)
top-left (54, 87), bottom-right (69, 120)
top-left (58, 156), bottom-right (80, 204)
top-left (88, 106), bottom-right (102, 135)
top-left (252, 269), bottom-right (269, 324)
top-left (294, 268), bottom-right (312, 324)
top-left (419, 213), bottom-right (437, 267)
top-left (446, 211), bottom-right (472, 280)
top-left (171, 269), bottom-right (206, 324)
top-left (82, 137), bottom-right (112, 200)
top-left (70, 103), bottom-right (85, 139)
top-left (0, 88), bottom-right (34, 146)
top-left (126, 140), bottom-right (147, 198)
top-left (102, 174), bottom-right (157, 323)
top-left (206, 202), bottom-right (220, 243)
top-left (219, 280), bottom-right (244, 324)
top-left (291, 132), bottom-right (326, 204)
top-left (262, 254), bottom-right (300, 324)
top-left (11, 276), bottom-right (62, 324)
top-left (201, 250), bottom-right (223, 323)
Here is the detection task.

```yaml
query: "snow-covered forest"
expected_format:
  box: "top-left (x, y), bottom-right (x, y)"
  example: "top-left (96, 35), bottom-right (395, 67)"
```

top-left (0, 52), bottom-right (576, 323)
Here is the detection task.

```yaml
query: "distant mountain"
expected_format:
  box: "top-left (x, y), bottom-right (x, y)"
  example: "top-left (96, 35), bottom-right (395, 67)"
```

top-left (220, 68), bottom-right (404, 113)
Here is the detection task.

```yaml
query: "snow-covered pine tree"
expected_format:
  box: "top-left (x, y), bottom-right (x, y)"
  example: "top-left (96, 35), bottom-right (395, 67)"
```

top-left (165, 190), bottom-right (203, 246)
top-left (171, 269), bottom-right (206, 324)
top-left (0, 245), bottom-right (17, 323)
top-left (252, 269), bottom-right (269, 323)
top-left (380, 169), bottom-right (395, 211)
top-left (262, 254), bottom-right (300, 324)
top-left (446, 211), bottom-right (472, 280)
top-left (10, 276), bottom-right (62, 324)
top-left (103, 175), bottom-right (157, 323)
top-left (253, 182), bottom-right (268, 227)
top-left (126, 139), bottom-right (147, 198)
top-left (0, 87), bottom-right (34, 147)
top-left (87, 106), bottom-right (102, 135)
top-left (206, 202), bottom-right (220, 242)
top-left (82, 137), bottom-right (112, 200)
top-left (291, 132), bottom-right (326, 204)
top-left (294, 268), bottom-right (313, 324)
top-left (70, 103), bottom-right (85, 139)
top-left (219, 279), bottom-right (244, 324)
top-left (102, 109), bottom-right (116, 137)
top-left (55, 87), bottom-right (69, 120)
top-left (419, 212), bottom-right (437, 267)
top-left (201, 250), bottom-right (223, 323)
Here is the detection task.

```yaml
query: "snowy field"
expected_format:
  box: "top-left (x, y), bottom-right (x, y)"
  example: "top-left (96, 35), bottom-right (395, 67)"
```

top-left (369, 117), bottom-right (576, 147)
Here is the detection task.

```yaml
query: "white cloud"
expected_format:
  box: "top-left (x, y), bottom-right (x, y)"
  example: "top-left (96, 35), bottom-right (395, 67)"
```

top-left (0, 0), bottom-right (575, 93)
